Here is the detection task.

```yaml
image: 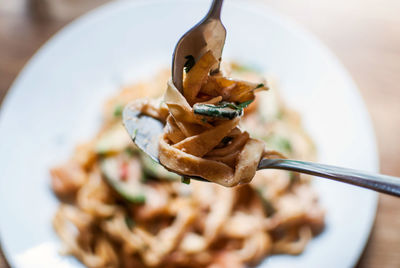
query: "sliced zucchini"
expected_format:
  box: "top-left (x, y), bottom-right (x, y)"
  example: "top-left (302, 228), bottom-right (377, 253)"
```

top-left (193, 102), bottom-right (243, 119)
top-left (140, 154), bottom-right (180, 181)
top-left (100, 156), bottom-right (146, 204)
top-left (95, 124), bottom-right (134, 155)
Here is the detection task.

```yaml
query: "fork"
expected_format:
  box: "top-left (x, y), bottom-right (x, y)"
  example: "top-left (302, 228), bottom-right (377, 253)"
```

top-left (172, 0), bottom-right (226, 92)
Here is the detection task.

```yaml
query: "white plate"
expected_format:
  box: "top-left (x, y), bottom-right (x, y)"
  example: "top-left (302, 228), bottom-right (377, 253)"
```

top-left (0, 0), bottom-right (378, 267)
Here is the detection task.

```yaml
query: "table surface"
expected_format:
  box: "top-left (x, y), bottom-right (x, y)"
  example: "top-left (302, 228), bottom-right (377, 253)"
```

top-left (1, 0), bottom-right (400, 267)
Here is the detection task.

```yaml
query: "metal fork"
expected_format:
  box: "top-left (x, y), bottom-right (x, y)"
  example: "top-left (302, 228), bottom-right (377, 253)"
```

top-left (172, 0), bottom-right (226, 92)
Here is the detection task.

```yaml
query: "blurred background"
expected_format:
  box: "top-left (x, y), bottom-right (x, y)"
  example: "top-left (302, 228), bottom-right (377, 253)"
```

top-left (1, 0), bottom-right (399, 267)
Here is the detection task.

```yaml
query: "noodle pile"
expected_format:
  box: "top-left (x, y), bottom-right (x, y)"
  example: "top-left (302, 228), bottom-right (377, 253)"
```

top-left (51, 63), bottom-right (324, 268)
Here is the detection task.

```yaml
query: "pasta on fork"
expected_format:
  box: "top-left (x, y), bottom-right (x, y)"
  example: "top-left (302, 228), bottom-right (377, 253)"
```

top-left (129, 50), bottom-right (282, 186)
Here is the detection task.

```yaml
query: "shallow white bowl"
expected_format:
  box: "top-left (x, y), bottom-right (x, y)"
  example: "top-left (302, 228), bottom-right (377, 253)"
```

top-left (0, 0), bottom-right (378, 267)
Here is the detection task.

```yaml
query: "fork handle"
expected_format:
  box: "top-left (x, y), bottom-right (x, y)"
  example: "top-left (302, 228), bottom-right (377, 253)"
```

top-left (258, 158), bottom-right (400, 197)
top-left (206, 0), bottom-right (224, 19)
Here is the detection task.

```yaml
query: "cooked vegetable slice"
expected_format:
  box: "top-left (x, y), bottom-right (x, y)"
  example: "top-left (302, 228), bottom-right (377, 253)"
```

top-left (193, 100), bottom-right (252, 120)
top-left (193, 103), bottom-right (242, 119)
top-left (95, 124), bottom-right (133, 155)
top-left (100, 156), bottom-right (146, 203)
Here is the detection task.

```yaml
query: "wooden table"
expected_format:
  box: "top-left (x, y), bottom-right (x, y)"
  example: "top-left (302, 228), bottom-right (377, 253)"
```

top-left (1, 0), bottom-right (399, 267)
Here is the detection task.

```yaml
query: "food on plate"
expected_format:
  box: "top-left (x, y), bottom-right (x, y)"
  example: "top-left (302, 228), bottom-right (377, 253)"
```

top-left (51, 62), bottom-right (324, 267)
